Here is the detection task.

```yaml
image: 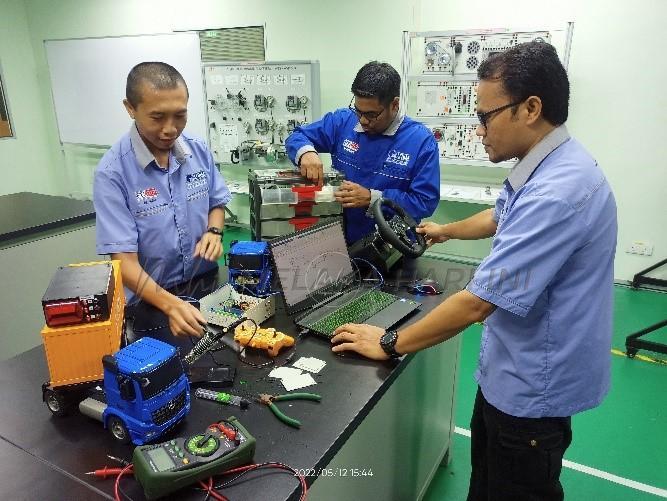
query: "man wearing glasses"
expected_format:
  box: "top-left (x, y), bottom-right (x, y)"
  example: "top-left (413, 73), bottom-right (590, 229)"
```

top-left (285, 61), bottom-right (440, 244)
top-left (331, 42), bottom-right (617, 500)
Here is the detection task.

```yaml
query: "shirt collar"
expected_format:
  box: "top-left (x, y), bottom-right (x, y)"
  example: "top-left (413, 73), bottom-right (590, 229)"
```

top-left (129, 122), bottom-right (191, 170)
top-left (507, 125), bottom-right (570, 191)
top-left (353, 111), bottom-right (405, 136)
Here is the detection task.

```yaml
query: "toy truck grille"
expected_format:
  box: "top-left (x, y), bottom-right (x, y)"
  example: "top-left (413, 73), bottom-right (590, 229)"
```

top-left (152, 390), bottom-right (187, 426)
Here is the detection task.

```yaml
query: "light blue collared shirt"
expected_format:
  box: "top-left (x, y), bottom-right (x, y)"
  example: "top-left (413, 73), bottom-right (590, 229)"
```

top-left (467, 126), bottom-right (617, 418)
top-left (93, 125), bottom-right (232, 299)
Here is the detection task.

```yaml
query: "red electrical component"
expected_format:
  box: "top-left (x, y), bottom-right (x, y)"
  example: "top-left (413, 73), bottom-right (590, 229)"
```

top-left (43, 301), bottom-right (84, 326)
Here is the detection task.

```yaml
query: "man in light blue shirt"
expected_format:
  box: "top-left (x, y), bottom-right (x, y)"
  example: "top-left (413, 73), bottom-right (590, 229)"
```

top-left (331, 42), bottom-right (617, 500)
top-left (94, 62), bottom-right (231, 337)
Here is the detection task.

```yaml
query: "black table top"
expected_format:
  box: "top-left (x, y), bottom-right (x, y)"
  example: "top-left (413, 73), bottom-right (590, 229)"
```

top-left (0, 192), bottom-right (95, 244)
top-left (0, 436), bottom-right (112, 500)
top-left (0, 258), bottom-right (473, 500)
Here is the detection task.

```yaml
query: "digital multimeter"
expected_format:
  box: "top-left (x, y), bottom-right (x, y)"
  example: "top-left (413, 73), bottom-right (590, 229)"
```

top-left (132, 416), bottom-right (256, 500)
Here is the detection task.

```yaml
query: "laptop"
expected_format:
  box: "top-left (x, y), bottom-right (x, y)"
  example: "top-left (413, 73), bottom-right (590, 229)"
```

top-left (269, 219), bottom-right (420, 338)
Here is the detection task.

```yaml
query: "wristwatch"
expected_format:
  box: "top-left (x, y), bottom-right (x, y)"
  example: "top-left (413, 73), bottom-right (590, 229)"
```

top-left (206, 227), bottom-right (223, 236)
top-left (380, 330), bottom-right (401, 359)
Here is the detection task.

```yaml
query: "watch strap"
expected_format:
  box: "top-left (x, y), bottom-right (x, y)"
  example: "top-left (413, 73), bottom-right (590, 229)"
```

top-left (380, 329), bottom-right (401, 359)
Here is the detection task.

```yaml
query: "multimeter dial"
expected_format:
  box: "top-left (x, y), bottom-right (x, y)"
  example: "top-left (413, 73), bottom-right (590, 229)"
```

top-left (185, 435), bottom-right (220, 456)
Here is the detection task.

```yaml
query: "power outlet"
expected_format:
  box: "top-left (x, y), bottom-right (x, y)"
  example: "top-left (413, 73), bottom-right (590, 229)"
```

top-left (626, 241), bottom-right (654, 256)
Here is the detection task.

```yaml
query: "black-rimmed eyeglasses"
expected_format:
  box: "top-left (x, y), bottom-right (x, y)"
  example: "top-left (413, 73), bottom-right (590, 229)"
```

top-left (349, 97), bottom-right (385, 122)
top-left (476, 101), bottom-right (522, 129)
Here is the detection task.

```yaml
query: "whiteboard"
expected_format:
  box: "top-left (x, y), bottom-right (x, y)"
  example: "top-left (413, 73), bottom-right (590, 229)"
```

top-left (45, 33), bottom-right (207, 146)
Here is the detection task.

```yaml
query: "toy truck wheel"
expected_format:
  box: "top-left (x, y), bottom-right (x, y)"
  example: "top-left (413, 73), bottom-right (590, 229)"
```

top-left (44, 389), bottom-right (68, 417)
top-left (108, 416), bottom-right (131, 444)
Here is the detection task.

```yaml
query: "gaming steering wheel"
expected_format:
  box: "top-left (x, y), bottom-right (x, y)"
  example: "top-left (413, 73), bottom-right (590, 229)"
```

top-left (371, 198), bottom-right (426, 258)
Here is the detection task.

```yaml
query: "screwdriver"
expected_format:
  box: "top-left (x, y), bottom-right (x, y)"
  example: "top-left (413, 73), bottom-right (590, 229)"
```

top-left (195, 388), bottom-right (250, 409)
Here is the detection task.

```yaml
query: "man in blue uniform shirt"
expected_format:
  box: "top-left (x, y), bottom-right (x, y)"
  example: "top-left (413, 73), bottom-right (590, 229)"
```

top-left (94, 62), bottom-right (231, 338)
top-left (331, 43), bottom-right (617, 500)
top-left (285, 61), bottom-right (440, 243)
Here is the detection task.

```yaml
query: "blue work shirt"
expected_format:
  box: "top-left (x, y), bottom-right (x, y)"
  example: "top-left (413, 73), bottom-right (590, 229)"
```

top-left (285, 108), bottom-right (440, 243)
top-left (93, 124), bottom-right (232, 300)
top-left (466, 126), bottom-right (617, 418)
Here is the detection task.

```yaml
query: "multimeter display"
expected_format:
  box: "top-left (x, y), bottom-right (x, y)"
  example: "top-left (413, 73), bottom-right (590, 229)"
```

top-left (146, 447), bottom-right (176, 471)
top-left (133, 417), bottom-right (256, 500)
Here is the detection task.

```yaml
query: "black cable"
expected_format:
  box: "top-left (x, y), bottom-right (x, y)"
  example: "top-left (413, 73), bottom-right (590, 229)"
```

top-left (236, 318), bottom-right (274, 369)
top-left (131, 296), bottom-right (200, 335)
top-left (117, 481), bottom-right (136, 501)
top-left (213, 461), bottom-right (305, 491)
top-left (132, 324), bottom-right (170, 334)
top-left (187, 331), bottom-right (228, 367)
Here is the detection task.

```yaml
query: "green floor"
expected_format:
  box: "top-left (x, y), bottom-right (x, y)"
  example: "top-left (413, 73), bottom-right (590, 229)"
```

top-left (220, 226), bottom-right (252, 263)
top-left (221, 230), bottom-right (667, 499)
top-left (424, 285), bottom-right (667, 500)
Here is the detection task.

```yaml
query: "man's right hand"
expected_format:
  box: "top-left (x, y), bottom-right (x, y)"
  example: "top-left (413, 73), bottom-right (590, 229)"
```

top-left (164, 297), bottom-right (207, 337)
top-left (416, 221), bottom-right (453, 246)
top-left (299, 151), bottom-right (324, 186)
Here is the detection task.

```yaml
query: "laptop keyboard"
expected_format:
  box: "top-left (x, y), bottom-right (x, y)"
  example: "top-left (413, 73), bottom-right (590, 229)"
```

top-left (306, 290), bottom-right (397, 337)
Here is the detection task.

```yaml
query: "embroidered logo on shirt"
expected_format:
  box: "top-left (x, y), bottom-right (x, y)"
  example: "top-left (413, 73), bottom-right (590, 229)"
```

top-left (135, 187), bottom-right (159, 204)
top-left (186, 171), bottom-right (208, 190)
top-left (343, 139), bottom-right (359, 154)
top-left (386, 149), bottom-right (410, 166)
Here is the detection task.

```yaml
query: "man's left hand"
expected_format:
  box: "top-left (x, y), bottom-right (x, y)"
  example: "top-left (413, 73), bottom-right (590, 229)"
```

top-left (194, 232), bottom-right (223, 261)
top-left (331, 323), bottom-right (389, 360)
top-left (334, 181), bottom-right (371, 208)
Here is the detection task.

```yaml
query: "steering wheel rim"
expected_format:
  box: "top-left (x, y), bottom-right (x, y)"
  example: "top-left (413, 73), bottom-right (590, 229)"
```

top-left (371, 198), bottom-right (426, 258)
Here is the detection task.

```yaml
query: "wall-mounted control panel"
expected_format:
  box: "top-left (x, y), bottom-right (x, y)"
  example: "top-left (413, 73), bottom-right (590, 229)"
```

top-left (204, 61), bottom-right (321, 165)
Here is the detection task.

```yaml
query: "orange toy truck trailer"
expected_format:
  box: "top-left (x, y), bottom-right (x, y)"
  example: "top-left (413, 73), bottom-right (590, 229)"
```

top-left (41, 260), bottom-right (125, 412)
top-left (40, 261), bottom-right (191, 445)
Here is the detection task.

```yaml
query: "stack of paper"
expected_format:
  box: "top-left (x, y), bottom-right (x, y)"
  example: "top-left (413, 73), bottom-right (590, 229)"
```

top-left (269, 366), bottom-right (317, 391)
top-left (292, 357), bottom-right (326, 374)
top-left (440, 184), bottom-right (501, 203)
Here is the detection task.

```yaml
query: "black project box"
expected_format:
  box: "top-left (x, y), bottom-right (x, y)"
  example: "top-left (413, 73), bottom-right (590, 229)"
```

top-left (41, 262), bottom-right (115, 327)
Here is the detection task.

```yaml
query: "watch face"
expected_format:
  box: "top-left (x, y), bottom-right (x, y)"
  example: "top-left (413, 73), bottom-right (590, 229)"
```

top-left (381, 330), bottom-right (398, 354)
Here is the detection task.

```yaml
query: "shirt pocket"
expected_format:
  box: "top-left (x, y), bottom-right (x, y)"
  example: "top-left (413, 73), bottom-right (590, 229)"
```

top-left (186, 187), bottom-right (209, 203)
top-left (333, 151), bottom-right (359, 172)
top-left (134, 202), bottom-right (169, 218)
top-left (376, 162), bottom-right (411, 189)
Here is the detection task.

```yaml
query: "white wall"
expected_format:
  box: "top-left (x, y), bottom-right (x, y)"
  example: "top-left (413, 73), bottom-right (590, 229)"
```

top-left (418, 0), bottom-right (667, 281)
top-left (20, 0), bottom-right (421, 198)
top-left (4, 0), bottom-right (666, 281)
top-left (0, 0), bottom-right (60, 195)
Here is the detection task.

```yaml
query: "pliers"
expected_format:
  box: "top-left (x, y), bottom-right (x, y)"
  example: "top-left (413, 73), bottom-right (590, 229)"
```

top-left (258, 393), bottom-right (322, 428)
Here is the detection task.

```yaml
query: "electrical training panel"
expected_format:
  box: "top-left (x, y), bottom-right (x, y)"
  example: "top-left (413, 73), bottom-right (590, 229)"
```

top-left (405, 27), bottom-right (571, 167)
top-left (204, 61), bottom-right (321, 165)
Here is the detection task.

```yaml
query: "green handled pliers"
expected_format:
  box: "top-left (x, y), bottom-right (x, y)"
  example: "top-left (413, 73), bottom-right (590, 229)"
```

top-left (258, 393), bottom-right (322, 428)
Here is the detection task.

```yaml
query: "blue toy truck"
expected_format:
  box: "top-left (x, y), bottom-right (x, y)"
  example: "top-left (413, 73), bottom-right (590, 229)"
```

top-left (227, 240), bottom-right (273, 296)
top-left (43, 337), bottom-right (190, 445)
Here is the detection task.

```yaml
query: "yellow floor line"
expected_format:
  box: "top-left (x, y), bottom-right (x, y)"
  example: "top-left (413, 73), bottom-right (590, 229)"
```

top-left (454, 427), bottom-right (667, 498)
top-left (611, 348), bottom-right (667, 366)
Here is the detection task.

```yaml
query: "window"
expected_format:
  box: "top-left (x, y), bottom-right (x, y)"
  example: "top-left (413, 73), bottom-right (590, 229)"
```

top-left (198, 26), bottom-right (265, 62)
top-left (0, 67), bottom-right (13, 138)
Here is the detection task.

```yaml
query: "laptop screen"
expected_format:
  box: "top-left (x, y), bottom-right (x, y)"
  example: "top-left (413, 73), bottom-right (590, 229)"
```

top-left (270, 219), bottom-right (354, 313)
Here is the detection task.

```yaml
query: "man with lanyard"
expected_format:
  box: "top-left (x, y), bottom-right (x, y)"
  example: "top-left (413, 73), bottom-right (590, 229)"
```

top-left (285, 61), bottom-right (440, 244)
top-left (93, 62), bottom-right (231, 338)
top-left (330, 42), bottom-right (617, 500)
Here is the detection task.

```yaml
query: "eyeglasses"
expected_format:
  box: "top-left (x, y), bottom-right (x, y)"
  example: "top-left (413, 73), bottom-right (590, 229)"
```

top-left (476, 101), bottom-right (522, 129)
top-left (349, 97), bottom-right (385, 122)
